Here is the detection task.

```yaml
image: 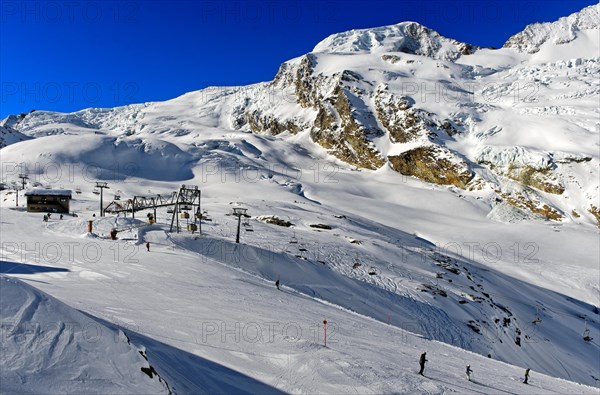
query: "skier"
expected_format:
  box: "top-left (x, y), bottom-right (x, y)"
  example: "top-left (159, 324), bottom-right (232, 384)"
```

top-left (146, 242), bottom-right (150, 252)
top-left (466, 365), bottom-right (473, 381)
top-left (418, 352), bottom-right (427, 375)
top-left (60, 214), bottom-right (63, 220)
top-left (43, 214), bottom-right (48, 222)
top-left (275, 279), bottom-right (280, 290)
top-left (523, 368), bottom-right (530, 384)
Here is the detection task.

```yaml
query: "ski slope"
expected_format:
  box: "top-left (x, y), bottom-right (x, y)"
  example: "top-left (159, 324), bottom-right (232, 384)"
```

top-left (0, 206), bottom-right (598, 394)
top-left (1, 4), bottom-right (599, 393)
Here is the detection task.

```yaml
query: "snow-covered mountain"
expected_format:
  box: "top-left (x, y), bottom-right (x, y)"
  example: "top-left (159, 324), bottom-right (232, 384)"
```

top-left (504, 4), bottom-right (600, 53)
top-left (312, 21), bottom-right (478, 60)
top-left (3, 5), bottom-right (598, 227)
top-left (1, 4), bottom-right (599, 393)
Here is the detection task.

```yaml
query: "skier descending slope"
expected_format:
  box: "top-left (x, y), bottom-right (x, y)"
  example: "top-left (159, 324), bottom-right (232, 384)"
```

top-left (466, 365), bottom-right (473, 381)
top-left (418, 352), bottom-right (427, 376)
top-left (524, 368), bottom-right (531, 384)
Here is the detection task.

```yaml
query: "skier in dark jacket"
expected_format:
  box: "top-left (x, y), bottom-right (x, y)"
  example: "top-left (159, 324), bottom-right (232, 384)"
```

top-left (275, 279), bottom-right (280, 290)
top-left (466, 365), bottom-right (473, 381)
top-left (524, 368), bottom-right (530, 384)
top-left (146, 242), bottom-right (150, 252)
top-left (419, 352), bottom-right (427, 375)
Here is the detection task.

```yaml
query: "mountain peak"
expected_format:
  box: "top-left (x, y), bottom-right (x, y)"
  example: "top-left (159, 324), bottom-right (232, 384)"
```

top-left (503, 3), bottom-right (600, 53)
top-left (312, 21), bottom-right (478, 61)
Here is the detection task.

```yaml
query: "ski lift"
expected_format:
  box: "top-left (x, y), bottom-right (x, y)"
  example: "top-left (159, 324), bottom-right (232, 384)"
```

top-left (368, 266), bottom-right (378, 276)
top-left (583, 318), bottom-right (593, 342)
top-left (532, 306), bottom-right (542, 325)
top-left (289, 233), bottom-right (298, 244)
top-left (243, 218), bottom-right (253, 232)
top-left (75, 187), bottom-right (82, 194)
top-left (92, 188), bottom-right (100, 195)
top-left (167, 207), bottom-right (174, 214)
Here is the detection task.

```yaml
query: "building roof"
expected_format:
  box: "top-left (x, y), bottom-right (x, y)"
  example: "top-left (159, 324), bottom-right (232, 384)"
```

top-left (25, 189), bottom-right (72, 197)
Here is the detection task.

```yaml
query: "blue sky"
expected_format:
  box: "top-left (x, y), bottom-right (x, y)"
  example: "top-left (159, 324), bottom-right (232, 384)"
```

top-left (1, 0), bottom-right (596, 118)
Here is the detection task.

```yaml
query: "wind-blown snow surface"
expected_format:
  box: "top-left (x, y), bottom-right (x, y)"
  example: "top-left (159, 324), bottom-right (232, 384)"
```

top-left (0, 276), bottom-right (169, 394)
top-left (1, 4), bottom-right (600, 394)
top-left (0, 208), bottom-right (598, 394)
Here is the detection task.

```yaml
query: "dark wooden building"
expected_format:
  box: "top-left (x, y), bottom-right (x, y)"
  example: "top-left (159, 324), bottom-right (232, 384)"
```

top-left (25, 189), bottom-right (72, 213)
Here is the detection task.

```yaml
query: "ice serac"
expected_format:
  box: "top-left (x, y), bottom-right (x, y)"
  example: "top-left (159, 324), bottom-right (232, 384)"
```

top-left (503, 4), bottom-right (600, 53)
top-left (313, 21), bottom-right (479, 61)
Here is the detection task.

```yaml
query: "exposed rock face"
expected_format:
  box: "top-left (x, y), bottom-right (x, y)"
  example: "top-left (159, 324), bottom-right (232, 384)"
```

top-left (388, 146), bottom-right (473, 189)
top-left (244, 110), bottom-right (301, 135)
top-left (505, 165), bottom-right (565, 195)
top-left (293, 54), bottom-right (320, 109)
top-left (476, 146), bottom-right (565, 195)
top-left (589, 205), bottom-right (600, 228)
top-left (500, 192), bottom-right (563, 221)
top-left (310, 86), bottom-right (385, 169)
top-left (374, 86), bottom-right (424, 143)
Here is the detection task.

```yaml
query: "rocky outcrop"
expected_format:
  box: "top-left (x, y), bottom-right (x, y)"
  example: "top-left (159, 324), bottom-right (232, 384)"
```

top-left (244, 110), bottom-right (302, 135)
top-left (505, 165), bottom-right (564, 195)
top-left (589, 205), bottom-right (600, 228)
top-left (388, 146), bottom-right (473, 188)
top-left (311, 86), bottom-right (385, 169)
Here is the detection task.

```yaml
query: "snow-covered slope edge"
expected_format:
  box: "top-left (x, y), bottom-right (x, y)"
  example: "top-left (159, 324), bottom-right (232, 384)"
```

top-left (0, 276), bottom-right (170, 394)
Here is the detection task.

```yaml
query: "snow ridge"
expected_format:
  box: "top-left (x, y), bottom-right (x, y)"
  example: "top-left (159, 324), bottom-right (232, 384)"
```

top-left (504, 4), bottom-right (600, 53)
top-left (312, 22), bottom-right (478, 61)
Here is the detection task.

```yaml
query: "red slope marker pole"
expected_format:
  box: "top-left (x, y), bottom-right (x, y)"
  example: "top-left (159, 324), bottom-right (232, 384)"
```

top-left (323, 320), bottom-right (327, 347)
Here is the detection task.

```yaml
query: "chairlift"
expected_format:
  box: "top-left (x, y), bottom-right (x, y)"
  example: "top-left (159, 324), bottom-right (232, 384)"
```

top-left (289, 232), bottom-right (298, 244)
top-left (75, 187), bottom-right (82, 194)
top-left (368, 266), bottom-right (378, 276)
top-left (92, 188), bottom-right (100, 195)
top-left (167, 207), bottom-right (174, 214)
top-left (242, 218), bottom-right (253, 231)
